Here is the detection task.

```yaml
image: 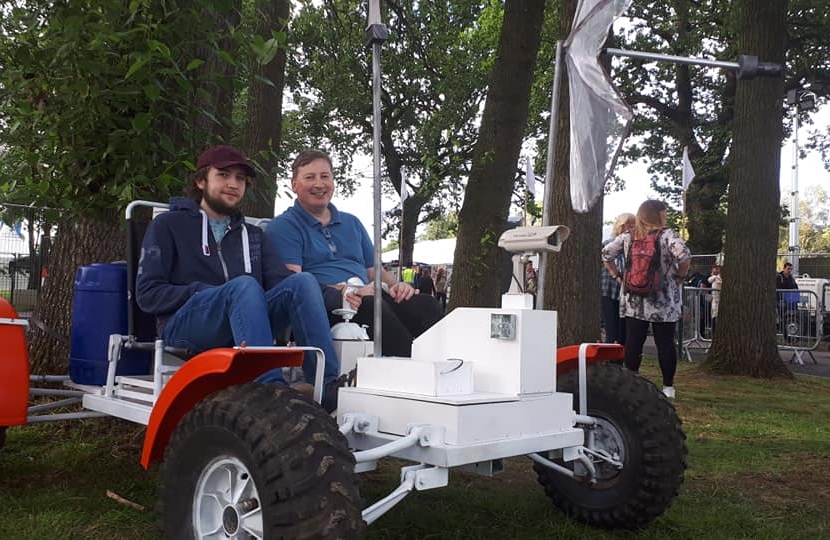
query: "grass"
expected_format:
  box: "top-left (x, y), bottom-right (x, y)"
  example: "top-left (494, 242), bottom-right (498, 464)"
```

top-left (1, 360), bottom-right (829, 540)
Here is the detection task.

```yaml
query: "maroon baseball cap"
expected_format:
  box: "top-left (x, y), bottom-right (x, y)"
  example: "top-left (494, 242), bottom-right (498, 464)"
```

top-left (196, 145), bottom-right (256, 177)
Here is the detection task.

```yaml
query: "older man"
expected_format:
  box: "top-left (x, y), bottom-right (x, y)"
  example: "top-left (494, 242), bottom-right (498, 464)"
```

top-left (265, 149), bottom-right (443, 357)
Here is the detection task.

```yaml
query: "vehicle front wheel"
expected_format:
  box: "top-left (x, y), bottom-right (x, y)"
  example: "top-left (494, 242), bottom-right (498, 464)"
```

top-left (159, 382), bottom-right (364, 539)
top-left (534, 363), bottom-right (686, 530)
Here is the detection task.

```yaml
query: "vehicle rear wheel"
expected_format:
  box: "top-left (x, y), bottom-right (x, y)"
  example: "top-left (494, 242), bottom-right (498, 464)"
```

top-left (534, 363), bottom-right (686, 530)
top-left (158, 382), bottom-right (364, 539)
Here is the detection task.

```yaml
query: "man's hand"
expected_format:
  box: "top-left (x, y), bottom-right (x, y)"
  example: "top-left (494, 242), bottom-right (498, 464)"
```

top-left (343, 283), bottom-right (378, 311)
top-left (343, 281), bottom-right (415, 309)
top-left (387, 281), bottom-right (415, 302)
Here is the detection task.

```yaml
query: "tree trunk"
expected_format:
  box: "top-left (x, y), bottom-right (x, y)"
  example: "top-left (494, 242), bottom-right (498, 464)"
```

top-left (399, 196), bottom-right (423, 267)
top-left (703, 0), bottom-right (791, 378)
top-left (449, 0), bottom-right (545, 309)
top-left (189, 2), bottom-right (241, 148)
top-left (241, 0), bottom-right (290, 218)
top-left (539, 0), bottom-right (604, 346)
top-left (28, 210), bottom-right (126, 374)
top-left (383, 132), bottom-right (421, 268)
top-left (685, 168), bottom-right (728, 255)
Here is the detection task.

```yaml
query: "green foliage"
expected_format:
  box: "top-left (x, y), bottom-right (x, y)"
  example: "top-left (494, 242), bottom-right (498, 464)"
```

top-left (285, 0), bottom-right (498, 220)
top-left (607, 1), bottom-right (830, 251)
top-left (0, 0), bottom-right (273, 217)
top-left (779, 184), bottom-right (830, 253)
top-left (613, 1), bottom-right (736, 202)
top-left (420, 212), bottom-right (458, 241)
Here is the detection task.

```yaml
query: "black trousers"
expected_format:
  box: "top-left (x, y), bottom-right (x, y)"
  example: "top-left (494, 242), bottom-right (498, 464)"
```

top-left (324, 288), bottom-right (443, 357)
top-left (624, 317), bottom-right (677, 387)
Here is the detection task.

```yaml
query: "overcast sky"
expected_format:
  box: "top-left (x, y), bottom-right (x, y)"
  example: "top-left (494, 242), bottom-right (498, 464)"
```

top-left (275, 106), bottom-right (830, 244)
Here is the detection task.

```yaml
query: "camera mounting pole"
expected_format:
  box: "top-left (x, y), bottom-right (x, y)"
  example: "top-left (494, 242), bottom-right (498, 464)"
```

top-left (603, 48), bottom-right (783, 80)
top-left (367, 0), bottom-right (388, 359)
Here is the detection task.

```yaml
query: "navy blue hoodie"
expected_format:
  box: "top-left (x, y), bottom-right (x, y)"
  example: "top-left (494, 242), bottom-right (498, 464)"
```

top-left (136, 197), bottom-right (291, 331)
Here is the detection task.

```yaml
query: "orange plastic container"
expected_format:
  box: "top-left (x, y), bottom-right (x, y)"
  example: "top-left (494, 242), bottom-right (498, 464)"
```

top-left (0, 297), bottom-right (29, 426)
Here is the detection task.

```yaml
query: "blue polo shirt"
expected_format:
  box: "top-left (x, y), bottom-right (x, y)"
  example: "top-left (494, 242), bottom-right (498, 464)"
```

top-left (266, 200), bottom-right (375, 285)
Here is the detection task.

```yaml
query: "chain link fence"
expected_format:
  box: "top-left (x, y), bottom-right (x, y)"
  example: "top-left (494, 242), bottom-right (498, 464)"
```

top-left (0, 204), bottom-right (55, 316)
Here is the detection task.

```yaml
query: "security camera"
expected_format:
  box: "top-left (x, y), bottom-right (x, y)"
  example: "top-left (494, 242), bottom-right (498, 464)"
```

top-left (498, 225), bottom-right (570, 254)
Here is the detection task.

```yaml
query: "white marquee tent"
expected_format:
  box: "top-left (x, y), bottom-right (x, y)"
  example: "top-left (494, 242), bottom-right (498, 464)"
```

top-left (382, 238), bottom-right (456, 265)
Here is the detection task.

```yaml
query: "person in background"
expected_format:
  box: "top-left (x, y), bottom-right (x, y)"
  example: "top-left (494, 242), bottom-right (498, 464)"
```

top-left (525, 260), bottom-right (538, 296)
top-left (776, 261), bottom-right (798, 289)
top-left (601, 199), bottom-right (691, 399)
top-left (402, 266), bottom-right (415, 285)
top-left (600, 212), bottom-right (635, 345)
top-left (707, 264), bottom-right (722, 336)
top-left (135, 145), bottom-right (341, 411)
top-left (412, 263), bottom-right (421, 290)
top-left (265, 149), bottom-right (443, 357)
top-left (776, 261), bottom-right (799, 342)
top-left (434, 267), bottom-right (448, 310)
top-left (418, 266), bottom-right (434, 296)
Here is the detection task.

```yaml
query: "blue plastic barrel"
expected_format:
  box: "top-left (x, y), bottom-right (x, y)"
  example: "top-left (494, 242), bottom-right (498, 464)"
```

top-left (69, 263), bottom-right (151, 385)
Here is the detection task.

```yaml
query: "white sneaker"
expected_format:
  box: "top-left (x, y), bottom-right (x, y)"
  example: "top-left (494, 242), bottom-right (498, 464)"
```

top-left (662, 386), bottom-right (676, 399)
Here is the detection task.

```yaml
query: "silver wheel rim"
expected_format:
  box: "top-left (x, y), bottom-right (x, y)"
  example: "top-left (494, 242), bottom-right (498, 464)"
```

top-left (193, 455), bottom-right (263, 539)
top-left (589, 416), bottom-right (626, 482)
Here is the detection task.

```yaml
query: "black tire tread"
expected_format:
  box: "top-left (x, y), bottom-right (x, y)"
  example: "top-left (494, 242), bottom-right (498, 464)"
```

top-left (534, 363), bottom-right (686, 530)
top-left (158, 382), bottom-right (364, 539)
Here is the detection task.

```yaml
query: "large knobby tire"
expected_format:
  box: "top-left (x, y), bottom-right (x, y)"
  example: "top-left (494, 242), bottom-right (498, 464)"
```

top-left (158, 382), bottom-right (365, 539)
top-left (534, 363), bottom-right (686, 530)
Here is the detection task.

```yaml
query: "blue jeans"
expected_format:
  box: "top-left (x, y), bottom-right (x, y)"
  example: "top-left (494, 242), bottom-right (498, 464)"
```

top-left (600, 295), bottom-right (626, 345)
top-left (161, 273), bottom-right (339, 385)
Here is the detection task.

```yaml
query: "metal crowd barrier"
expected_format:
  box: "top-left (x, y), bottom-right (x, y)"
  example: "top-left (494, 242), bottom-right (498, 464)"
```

top-left (776, 288), bottom-right (822, 365)
top-left (679, 287), bottom-right (822, 365)
top-left (680, 287), bottom-right (715, 361)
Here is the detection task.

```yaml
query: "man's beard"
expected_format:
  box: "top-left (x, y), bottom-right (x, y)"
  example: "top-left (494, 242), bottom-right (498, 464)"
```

top-left (202, 190), bottom-right (239, 216)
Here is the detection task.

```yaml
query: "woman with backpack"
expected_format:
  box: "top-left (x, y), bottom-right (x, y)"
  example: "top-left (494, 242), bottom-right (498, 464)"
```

top-left (600, 199), bottom-right (691, 399)
top-left (600, 212), bottom-right (635, 345)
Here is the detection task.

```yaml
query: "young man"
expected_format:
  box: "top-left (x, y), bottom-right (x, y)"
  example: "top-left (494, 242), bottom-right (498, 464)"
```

top-left (776, 261), bottom-right (798, 290)
top-left (135, 145), bottom-right (341, 411)
top-left (265, 149), bottom-right (443, 357)
top-left (776, 261), bottom-right (799, 342)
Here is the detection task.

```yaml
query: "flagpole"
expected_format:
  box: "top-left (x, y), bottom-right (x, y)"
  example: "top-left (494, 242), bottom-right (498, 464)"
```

top-left (538, 40), bottom-right (564, 308)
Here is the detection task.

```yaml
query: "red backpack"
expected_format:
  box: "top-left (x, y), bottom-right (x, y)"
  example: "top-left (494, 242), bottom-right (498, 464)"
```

top-left (624, 230), bottom-right (663, 296)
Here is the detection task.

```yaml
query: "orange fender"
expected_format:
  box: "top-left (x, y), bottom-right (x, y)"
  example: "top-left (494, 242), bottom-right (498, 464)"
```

top-left (140, 347), bottom-right (304, 469)
top-left (0, 297), bottom-right (29, 427)
top-left (556, 343), bottom-right (624, 375)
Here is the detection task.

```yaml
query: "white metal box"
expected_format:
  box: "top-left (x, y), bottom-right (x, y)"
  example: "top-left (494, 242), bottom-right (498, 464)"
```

top-left (357, 356), bottom-right (474, 396)
top-left (410, 307), bottom-right (556, 395)
top-left (338, 387), bottom-right (577, 447)
top-left (335, 339), bottom-right (373, 378)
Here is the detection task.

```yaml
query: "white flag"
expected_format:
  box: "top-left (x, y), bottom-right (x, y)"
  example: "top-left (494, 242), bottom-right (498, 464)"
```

top-left (682, 147), bottom-right (696, 191)
top-left (565, 0), bottom-right (634, 212)
top-left (525, 158), bottom-right (536, 196)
